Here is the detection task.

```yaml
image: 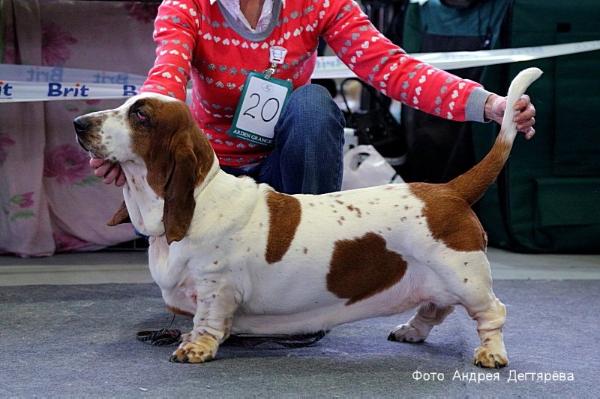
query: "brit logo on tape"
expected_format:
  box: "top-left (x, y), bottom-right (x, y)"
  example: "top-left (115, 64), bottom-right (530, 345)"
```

top-left (0, 81), bottom-right (13, 98)
top-left (47, 82), bottom-right (90, 97)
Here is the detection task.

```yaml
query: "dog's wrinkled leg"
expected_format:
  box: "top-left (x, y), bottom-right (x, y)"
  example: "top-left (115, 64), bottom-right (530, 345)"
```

top-left (388, 303), bottom-right (454, 343)
top-left (454, 254), bottom-right (508, 368)
top-left (170, 279), bottom-right (238, 364)
top-left (470, 296), bottom-right (508, 369)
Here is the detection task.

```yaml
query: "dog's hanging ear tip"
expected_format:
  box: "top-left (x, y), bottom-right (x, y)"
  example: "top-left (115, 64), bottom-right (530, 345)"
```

top-left (106, 218), bottom-right (129, 227)
top-left (107, 201), bottom-right (131, 226)
top-left (165, 231), bottom-right (185, 245)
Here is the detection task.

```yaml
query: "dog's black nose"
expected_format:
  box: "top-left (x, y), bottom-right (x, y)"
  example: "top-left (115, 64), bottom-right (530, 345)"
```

top-left (73, 116), bottom-right (90, 136)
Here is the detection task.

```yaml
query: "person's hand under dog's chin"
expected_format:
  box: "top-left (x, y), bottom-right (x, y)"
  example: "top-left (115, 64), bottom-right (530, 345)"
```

top-left (90, 157), bottom-right (126, 186)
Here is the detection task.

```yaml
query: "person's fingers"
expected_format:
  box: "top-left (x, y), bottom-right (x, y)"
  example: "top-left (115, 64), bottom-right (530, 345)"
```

top-left (513, 94), bottom-right (531, 111)
top-left (94, 162), bottom-right (112, 178)
top-left (103, 164), bottom-right (121, 184)
top-left (115, 168), bottom-right (126, 187)
top-left (515, 106), bottom-right (536, 123)
top-left (90, 157), bottom-right (105, 168)
top-left (513, 100), bottom-right (526, 112)
top-left (517, 117), bottom-right (535, 131)
top-left (524, 127), bottom-right (536, 140)
top-left (91, 158), bottom-right (125, 186)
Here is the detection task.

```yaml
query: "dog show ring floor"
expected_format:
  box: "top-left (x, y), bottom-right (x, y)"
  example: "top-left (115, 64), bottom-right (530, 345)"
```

top-left (1, 248), bottom-right (599, 398)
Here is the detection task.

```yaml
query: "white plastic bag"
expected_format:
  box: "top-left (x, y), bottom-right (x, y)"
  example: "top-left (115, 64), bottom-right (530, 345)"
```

top-left (341, 145), bottom-right (404, 190)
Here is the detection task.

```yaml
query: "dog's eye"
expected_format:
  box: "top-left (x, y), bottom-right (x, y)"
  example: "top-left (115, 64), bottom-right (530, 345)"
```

top-left (135, 110), bottom-right (148, 122)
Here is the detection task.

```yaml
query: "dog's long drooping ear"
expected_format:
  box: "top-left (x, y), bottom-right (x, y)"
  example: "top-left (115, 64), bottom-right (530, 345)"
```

top-left (107, 201), bottom-right (131, 226)
top-left (163, 134), bottom-right (199, 244)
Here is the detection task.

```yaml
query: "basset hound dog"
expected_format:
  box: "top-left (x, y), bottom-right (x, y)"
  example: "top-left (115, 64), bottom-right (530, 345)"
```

top-left (74, 68), bottom-right (542, 367)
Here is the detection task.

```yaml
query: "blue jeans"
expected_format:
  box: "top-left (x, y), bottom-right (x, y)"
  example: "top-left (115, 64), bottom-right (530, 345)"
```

top-left (223, 84), bottom-right (345, 194)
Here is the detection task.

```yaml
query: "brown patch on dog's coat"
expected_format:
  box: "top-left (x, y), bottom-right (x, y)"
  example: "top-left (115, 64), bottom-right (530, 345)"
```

top-left (410, 183), bottom-right (487, 252)
top-left (265, 191), bottom-right (301, 264)
top-left (327, 232), bottom-right (407, 305)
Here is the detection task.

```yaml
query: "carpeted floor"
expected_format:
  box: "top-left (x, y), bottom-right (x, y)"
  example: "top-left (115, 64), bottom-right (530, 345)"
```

top-left (1, 281), bottom-right (599, 398)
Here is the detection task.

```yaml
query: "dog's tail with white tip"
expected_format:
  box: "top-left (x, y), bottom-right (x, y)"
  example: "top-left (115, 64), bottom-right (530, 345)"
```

top-left (447, 67), bottom-right (543, 205)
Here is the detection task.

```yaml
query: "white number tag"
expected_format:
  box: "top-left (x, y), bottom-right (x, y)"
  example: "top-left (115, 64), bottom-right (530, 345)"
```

top-left (228, 72), bottom-right (292, 146)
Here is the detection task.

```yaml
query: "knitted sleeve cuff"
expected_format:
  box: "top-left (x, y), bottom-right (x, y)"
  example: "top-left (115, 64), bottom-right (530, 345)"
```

top-left (465, 86), bottom-right (492, 123)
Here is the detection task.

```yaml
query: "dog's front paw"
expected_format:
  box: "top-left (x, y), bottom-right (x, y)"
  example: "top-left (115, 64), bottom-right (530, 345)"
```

top-left (387, 324), bottom-right (427, 343)
top-left (180, 332), bottom-right (192, 344)
top-left (170, 334), bottom-right (219, 364)
top-left (473, 346), bottom-right (508, 368)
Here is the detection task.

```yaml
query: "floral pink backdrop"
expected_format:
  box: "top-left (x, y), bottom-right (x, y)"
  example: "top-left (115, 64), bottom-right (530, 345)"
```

top-left (0, 0), bottom-right (159, 256)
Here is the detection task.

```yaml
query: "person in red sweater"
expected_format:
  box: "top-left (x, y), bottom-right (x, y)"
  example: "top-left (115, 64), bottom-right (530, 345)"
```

top-left (91, 0), bottom-right (536, 194)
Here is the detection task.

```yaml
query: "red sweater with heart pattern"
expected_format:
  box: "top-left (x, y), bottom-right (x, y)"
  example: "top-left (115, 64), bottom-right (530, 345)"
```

top-left (141, 0), bottom-right (490, 167)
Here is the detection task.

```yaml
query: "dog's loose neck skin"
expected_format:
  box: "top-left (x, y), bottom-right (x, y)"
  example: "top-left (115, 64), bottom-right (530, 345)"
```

top-left (120, 159), bottom-right (165, 237)
top-left (119, 154), bottom-right (221, 238)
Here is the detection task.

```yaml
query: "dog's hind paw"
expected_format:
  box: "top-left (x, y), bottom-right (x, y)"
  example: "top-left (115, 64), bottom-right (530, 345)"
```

top-left (473, 346), bottom-right (508, 368)
top-left (387, 324), bottom-right (427, 344)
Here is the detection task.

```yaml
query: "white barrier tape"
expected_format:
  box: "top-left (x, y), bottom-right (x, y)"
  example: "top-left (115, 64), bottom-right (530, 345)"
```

top-left (0, 81), bottom-right (142, 103)
top-left (313, 40), bottom-right (600, 79)
top-left (0, 64), bottom-right (145, 85)
top-left (1, 40), bottom-right (599, 103)
top-left (415, 40), bottom-right (600, 70)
